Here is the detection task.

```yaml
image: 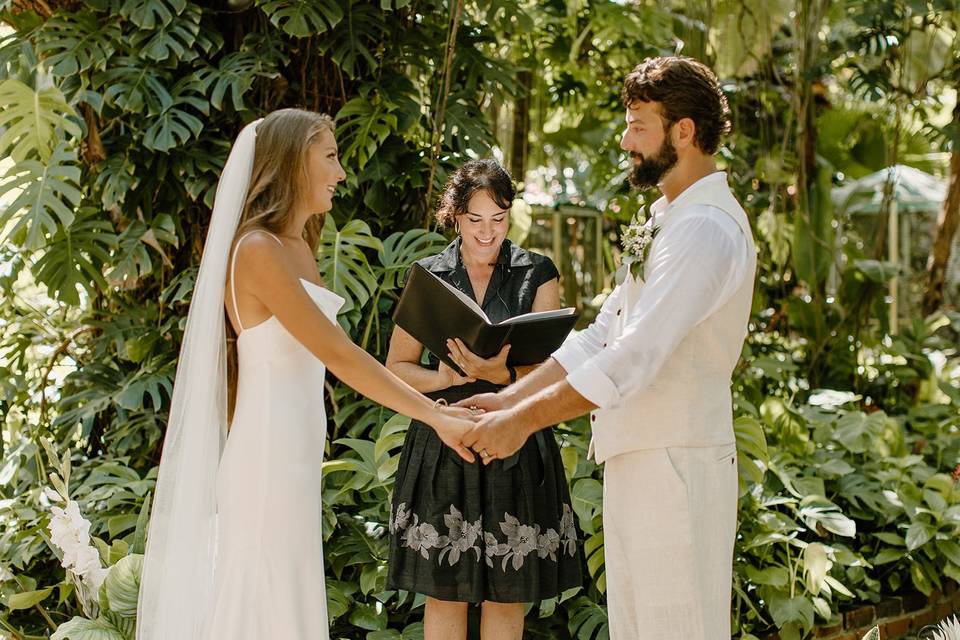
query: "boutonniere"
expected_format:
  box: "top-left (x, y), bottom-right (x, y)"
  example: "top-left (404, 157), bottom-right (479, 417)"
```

top-left (615, 210), bottom-right (658, 285)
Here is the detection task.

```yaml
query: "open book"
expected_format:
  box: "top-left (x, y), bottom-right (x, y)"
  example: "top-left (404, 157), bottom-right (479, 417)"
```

top-left (393, 263), bottom-right (579, 375)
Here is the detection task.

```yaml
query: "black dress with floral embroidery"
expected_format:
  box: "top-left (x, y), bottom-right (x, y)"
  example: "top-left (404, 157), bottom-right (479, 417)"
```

top-left (386, 238), bottom-right (584, 603)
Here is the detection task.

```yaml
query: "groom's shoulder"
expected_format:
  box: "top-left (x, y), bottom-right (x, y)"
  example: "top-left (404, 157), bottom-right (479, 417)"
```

top-left (670, 203), bottom-right (743, 235)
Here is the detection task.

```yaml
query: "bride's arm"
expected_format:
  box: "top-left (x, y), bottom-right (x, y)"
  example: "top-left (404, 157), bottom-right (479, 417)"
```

top-left (234, 235), bottom-right (475, 460)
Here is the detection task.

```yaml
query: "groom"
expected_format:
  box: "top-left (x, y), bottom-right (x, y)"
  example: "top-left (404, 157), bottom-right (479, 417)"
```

top-left (455, 56), bottom-right (756, 639)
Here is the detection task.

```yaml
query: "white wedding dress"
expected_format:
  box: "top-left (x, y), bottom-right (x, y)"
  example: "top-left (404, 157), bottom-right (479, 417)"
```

top-left (205, 231), bottom-right (343, 638)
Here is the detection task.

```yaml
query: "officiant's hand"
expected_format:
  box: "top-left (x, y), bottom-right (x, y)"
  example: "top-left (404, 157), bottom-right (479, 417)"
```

top-left (463, 410), bottom-right (528, 465)
top-left (434, 409), bottom-right (478, 463)
top-left (437, 361), bottom-right (476, 388)
top-left (446, 338), bottom-right (511, 385)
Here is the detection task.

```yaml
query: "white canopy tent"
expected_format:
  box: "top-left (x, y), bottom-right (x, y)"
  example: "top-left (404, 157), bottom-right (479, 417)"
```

top-left (832, 165), bottom-right (948, 331)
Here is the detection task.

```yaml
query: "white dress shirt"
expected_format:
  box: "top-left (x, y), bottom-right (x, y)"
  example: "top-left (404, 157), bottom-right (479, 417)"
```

top-left (553, 172), bottom-right (752, 410)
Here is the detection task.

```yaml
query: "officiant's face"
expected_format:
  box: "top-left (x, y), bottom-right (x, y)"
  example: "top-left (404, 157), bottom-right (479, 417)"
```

top-left (458, 191), bottom-right (509, 261)
top-left (620, 101), bottom-right (678, 190)
top-left (305, 128), bottom-right (346, 214)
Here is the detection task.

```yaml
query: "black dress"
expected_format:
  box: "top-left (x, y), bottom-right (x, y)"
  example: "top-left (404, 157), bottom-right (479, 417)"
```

top-left (386, 238), bottom-right (584, 603)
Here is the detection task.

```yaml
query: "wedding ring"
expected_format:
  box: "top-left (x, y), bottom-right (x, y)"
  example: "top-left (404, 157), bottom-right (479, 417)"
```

top-left (480, 448), bottom-right (490, 457)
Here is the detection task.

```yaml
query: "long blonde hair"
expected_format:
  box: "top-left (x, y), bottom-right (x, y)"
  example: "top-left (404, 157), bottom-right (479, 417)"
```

top-left (227, 109), bottom-right (336, 419)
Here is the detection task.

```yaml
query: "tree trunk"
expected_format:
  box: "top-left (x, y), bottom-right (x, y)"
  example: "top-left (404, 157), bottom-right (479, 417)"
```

top-left (922, 117), bottom-right (960, 315)
top-left (510, 69), bottom-right (532, 184)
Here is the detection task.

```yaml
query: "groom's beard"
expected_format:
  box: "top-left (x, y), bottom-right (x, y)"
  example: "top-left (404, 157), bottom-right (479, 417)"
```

top-left (628, 136), bottom-right (678, 190)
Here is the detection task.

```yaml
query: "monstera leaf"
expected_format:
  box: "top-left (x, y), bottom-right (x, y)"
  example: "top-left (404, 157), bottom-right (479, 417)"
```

top-left (376, 228), bottom-right (447, 291)
top-left (35, 12), bottom-right (121, 77)
top-left (319, 216), bottom-right (381, 316)
top-left (257, 0), bottom-right (344, 38)
top-left (128, 3), bottom-right (202, 63)
top-left (191, 51), bottom-right (280, 111)
top-left (567, 595), bottom-right (608, 640)
top-left (94, 57), bottom-right (172, 115)
top-left (33, 209), bottom-right (116, 305)
top-left (119, 0), bottom-right (188, 29)
top-left (336, 96), bottom-right (398, 170)
top-left (322, 0), bottom-right (381, 79)
top-left (0, 78), bottom-right (81, 161)
top-left (0, 143), bottom-right (82, 250)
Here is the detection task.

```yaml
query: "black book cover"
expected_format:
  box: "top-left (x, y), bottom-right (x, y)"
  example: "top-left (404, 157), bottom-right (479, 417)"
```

top-left (393, 263), bottom-right (579, 374)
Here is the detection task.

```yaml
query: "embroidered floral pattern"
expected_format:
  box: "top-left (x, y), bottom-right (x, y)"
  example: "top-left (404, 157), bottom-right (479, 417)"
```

top-left (391, 501), bottom-right (578, 571)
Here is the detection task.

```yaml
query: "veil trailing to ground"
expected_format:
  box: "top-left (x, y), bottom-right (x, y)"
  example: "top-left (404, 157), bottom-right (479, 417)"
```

top-left (136, 119), bottom-right (261, 639)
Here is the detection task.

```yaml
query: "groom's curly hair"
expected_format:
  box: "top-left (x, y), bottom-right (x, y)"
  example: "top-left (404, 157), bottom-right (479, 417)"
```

top-left (622, 56), bottom-right (731, 154)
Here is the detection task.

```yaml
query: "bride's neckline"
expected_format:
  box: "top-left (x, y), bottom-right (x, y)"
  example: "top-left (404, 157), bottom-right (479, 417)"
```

top-left (298, 277), bottom-right (343, 301)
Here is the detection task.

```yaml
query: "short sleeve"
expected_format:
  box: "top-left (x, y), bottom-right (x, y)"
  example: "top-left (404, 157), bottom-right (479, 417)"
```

top-left (532, 255), bottom-right (560, 288)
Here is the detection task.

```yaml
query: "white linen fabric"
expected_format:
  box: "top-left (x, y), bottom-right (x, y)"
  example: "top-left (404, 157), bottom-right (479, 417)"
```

top-left (602, 444), bottom-right (738, 640)
top-left (552, 171), bottom-right (757, 461)
top-left (551, 171), bottom-right (756, 639)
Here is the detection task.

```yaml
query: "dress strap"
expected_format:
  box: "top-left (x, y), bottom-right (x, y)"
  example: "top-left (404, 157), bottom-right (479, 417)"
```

top-left (230, 230), bottom-right (284, 332)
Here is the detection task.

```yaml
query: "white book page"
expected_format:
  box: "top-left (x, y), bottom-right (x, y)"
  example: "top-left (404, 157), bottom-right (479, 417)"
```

top-left (426, 268), bottom-right (491, 323)
top-left (498, 307), bottom-right (576, 325)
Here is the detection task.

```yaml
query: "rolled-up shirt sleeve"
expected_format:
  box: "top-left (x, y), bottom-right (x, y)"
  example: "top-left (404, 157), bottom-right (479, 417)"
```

top-left (565, 210), bottom-right (748, 409)
top-left (551, 285), bottom-right (624, 373)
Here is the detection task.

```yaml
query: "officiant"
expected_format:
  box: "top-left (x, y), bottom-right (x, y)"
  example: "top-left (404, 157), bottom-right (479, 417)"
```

top-left (385, 159), bottom-right (583, 640)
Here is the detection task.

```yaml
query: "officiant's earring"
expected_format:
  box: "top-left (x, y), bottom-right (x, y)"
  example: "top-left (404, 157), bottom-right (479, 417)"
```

top-left (454, 219), bottom-right (460, 235)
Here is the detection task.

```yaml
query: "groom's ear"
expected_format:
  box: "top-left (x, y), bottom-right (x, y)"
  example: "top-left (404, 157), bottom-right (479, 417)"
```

top-left (673, 117), bottom-right (698, 150)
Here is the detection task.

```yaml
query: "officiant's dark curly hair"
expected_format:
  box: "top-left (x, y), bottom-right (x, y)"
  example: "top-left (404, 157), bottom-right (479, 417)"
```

top-left (435, 159), bottom-right (515, 228)
top-left (622, 56), bottom-right (731, 154)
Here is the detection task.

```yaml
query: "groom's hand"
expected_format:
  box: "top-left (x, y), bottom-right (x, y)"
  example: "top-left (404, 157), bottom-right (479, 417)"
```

top-left (453, 392), bottom-right (506, 413)
top-left (463, 410), bottom-right (529, 465)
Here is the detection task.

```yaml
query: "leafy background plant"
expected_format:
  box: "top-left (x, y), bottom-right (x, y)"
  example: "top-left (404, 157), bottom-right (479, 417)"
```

top-left (0, 1), bottom-right (958, 639)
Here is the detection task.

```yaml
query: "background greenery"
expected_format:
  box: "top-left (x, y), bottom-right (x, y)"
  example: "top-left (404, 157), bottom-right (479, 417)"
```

top-left (0, 1), bottom-right (958, 639)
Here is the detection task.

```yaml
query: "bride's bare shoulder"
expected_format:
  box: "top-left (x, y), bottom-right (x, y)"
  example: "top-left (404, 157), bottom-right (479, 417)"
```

top-left (234, 229), bottom-right (285, 261)
top-left (232, 230), bottom-right (295, 286)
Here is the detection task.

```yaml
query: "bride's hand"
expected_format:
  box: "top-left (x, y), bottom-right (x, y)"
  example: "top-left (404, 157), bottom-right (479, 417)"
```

top-left (431, 411), bottom-right (478, 463)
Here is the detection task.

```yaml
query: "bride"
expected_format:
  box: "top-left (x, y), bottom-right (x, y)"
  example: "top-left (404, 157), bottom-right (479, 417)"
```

top-left (136, 109), bottom-right (477, 639)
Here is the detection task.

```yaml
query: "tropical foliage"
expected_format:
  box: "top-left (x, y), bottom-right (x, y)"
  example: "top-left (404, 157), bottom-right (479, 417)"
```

top-left (0, 1), bottom-right (958, 639)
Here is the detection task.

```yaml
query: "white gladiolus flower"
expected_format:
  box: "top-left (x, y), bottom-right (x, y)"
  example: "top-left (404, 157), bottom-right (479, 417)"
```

top-left (45, 496), bottom-right (106, 592)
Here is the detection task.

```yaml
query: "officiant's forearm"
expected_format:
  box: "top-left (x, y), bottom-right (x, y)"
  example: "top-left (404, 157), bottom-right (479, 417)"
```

top-left (511, 379), bottom-right (597, 434)
top-left (386, 361), bottom-right (447, 393)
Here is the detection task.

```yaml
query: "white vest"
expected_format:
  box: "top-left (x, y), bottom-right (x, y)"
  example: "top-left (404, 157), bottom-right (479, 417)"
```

top-left (590, 179), bottom-right (757, 463)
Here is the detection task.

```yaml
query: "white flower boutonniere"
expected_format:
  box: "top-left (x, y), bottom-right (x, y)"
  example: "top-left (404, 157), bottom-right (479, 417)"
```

top-left (615, 210), bottom-right (658, 285)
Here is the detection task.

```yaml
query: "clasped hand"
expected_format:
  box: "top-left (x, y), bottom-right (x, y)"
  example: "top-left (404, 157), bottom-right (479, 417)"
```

top-left (435, 393), bottom-right (527, 466)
